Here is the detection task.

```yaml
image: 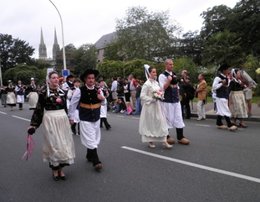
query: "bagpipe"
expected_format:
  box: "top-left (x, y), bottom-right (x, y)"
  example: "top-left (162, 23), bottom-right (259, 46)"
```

top-left (231, 68), bottom-right (257, 88)
top-left (240, 69), bottom-right (257, 88)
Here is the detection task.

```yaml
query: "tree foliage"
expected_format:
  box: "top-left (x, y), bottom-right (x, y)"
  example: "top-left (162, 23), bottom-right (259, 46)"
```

top-left (55, 43), bottom-right (97, 77)
top-left (73, 44), bottom-right (97, 76)
top-left (3, 64), bottom-right (46, 85)
top-left (200, 0), bottom-right (260, 65)
top-left (0, 34), bottom-right (34, 72)
top-left (202, 30), bottom-right (243, 65)
top-left (106, 7), bottom-right (180, 61)
top-left (176, 31), bottom-right (203, 65)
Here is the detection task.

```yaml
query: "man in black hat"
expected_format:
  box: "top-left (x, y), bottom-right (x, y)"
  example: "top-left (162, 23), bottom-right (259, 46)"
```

top-left (62, 75), bottom-right (75, 91)
top-left (68, 69), bottom-right (105, 171)
top-left (212, 64), bottom-right (237, 131)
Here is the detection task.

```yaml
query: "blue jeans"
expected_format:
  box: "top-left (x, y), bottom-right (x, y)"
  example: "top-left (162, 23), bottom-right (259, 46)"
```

top-left (133, 97), bottom-right (142, 115)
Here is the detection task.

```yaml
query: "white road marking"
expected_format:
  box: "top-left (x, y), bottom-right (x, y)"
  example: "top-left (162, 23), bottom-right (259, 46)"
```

top-left (0, 111), bottom-right (7, 115)
top-left (121, 146), bottom-right (260, 184)
top-left (12, 115), bottom-right (30, 122)
top-left (195, 124), bottom-right (211, 127)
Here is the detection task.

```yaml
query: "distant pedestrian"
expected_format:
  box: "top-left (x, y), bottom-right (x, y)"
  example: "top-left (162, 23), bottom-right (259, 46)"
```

top-left (67, 78), bottom-right (81, 135)
top-left (196, 73), bottom-right (207, 120)
top-left (133, 80), bottom-right (142, 115)
top-left (243, 87), bottom-right (253, 117)
top-left (99, 79), bottom-right (111, 130)
top-left (179, 70), bottom-right (195, 119)
top-left (0, 86), bottom-right (7, 107)
top-left (15, 80), bottom-right (25, 110)
top-left (26, 78), bottom-right (39, 110)
top-left (128, 74), bottom-right (138, 111)
top-left (111, 77), bottom-right (118, 107)
top-left (6, 80), bottom-right (16, 111)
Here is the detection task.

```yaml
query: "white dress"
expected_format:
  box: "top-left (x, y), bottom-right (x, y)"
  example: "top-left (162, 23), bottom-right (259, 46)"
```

top-left (139, 79), bottom-right (168, 143)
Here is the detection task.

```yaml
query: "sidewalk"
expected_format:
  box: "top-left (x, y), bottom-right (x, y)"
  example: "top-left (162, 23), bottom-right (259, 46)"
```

top-left (190, 102), bottom-right (260, 122)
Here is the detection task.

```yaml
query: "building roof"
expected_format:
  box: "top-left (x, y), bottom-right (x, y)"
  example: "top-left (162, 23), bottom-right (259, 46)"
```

top-left (94, 32), bottom-right (117, 50)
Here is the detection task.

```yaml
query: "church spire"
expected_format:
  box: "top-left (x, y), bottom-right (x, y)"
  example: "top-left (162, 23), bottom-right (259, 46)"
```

top-left (52, 28), bottom-right (60, 61)
top-left (39, 28), bottom-right (47, 59)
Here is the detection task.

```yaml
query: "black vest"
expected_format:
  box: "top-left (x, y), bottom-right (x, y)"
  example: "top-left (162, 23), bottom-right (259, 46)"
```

top-left (216, 74), bottom-right (229, 99)
top-left (79, 86), bottom-right (101, 122)
top-left (162, 71), bottom-right (179, 103)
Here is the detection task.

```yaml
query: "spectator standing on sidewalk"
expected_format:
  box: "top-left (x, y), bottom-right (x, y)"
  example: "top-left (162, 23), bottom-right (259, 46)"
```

top-left (128, 74), bottom-right (138, 111)
top-left (196, 73), bottom-right (207, 120)
top-left (179, 70), bottom-right (195, 119)
top-left (111, 77), bottom-right (118, 107)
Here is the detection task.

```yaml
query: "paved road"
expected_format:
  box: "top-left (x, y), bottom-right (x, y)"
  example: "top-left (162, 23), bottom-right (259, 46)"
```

top-left (0, 104), bottom-right (260, 202)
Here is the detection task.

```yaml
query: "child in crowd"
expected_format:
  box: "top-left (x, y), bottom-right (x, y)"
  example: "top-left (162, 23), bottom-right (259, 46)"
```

top-left (112, 98), bottom-right (126, 113)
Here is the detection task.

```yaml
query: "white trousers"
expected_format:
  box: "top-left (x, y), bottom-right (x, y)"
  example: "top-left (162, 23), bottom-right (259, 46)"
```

top-left (80, 120), bottom-right (101, 149)
top-left (197, 100), bottom-right (206, 119)
top-left (160, 102), bottom-right (185, 129)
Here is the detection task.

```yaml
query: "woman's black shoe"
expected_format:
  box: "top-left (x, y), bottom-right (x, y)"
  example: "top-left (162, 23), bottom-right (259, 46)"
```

top-left (52, 173), bottom-right (60, 181)
top-left (58, 170), bottom-right (66, 180)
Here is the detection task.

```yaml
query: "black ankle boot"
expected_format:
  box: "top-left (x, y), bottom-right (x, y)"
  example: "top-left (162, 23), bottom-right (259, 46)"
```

top-left (92, 148), bottom-right (102, 171)
top-left (86, 149), bottom-right (93, 162)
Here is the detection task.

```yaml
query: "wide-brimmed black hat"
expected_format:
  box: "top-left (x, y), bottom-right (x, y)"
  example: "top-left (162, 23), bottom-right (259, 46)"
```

top-left (66, 75), bottom-right (74, 79)
top-left (218, 63), bottom-right (229, 72)
top-left (80, 69), bottom-right (99, 82)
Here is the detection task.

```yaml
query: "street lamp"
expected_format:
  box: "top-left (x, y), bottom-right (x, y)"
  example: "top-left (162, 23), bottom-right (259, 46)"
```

top-left (49, 0), bottom-right (67, 70)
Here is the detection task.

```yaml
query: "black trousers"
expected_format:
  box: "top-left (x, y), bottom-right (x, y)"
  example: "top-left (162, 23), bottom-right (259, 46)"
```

top-left (181, 98), bottom-right (191, 119)
top-left (100, 118), bottom-right (111, 129)
top-left (216, 115), bottom-right (232, 127)
top-left (86, 148), bottom-right (101, 166)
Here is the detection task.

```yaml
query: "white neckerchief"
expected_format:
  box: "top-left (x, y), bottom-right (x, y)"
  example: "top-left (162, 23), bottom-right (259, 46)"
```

top-left (85, 84), bottom-right (95, 90)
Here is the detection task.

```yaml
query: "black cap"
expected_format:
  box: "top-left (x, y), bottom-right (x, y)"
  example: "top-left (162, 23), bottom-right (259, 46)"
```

top-left (218, 63), bottom-right (229, 72)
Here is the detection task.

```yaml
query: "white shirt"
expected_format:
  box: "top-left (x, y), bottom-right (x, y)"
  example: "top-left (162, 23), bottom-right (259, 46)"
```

top-left (111, 80), bottom-right (118, 92)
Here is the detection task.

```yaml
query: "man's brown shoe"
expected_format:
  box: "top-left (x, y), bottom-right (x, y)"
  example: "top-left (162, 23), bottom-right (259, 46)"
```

top-left (178, 138), bottom-right (190, 145)
top-left (228, 125), bottom-right (237, 131)
top-left (217, 125), bottom-right (228, 129)
top-left (94, 163), bottom-right (103, 172)
top-left (167, 136), bottom-right (175, 145)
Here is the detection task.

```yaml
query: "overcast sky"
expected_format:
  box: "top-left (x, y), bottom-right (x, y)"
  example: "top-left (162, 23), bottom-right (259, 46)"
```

top-left (0, 0), bottom-right (239, 58)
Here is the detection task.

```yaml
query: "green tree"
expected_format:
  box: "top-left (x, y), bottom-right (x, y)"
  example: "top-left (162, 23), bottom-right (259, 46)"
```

top-left (3, 64), bottom-right (46, 85)
top-left (229, 0), bottom-right (260, 56)
top-left (73, 44), bottom-right (97, 76)
top-left (56, 44), bottom-right (77, 72)
top-left (202, 30), bottom-right (243, 65)
top-left (200, 5), bottom-right (232, 40)
top-left (108, 7), bottom-right (179, 61)
top-left (177, 31), bottom-right (203, 65)
top-left (0, 34), bottom-right (34, 72)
